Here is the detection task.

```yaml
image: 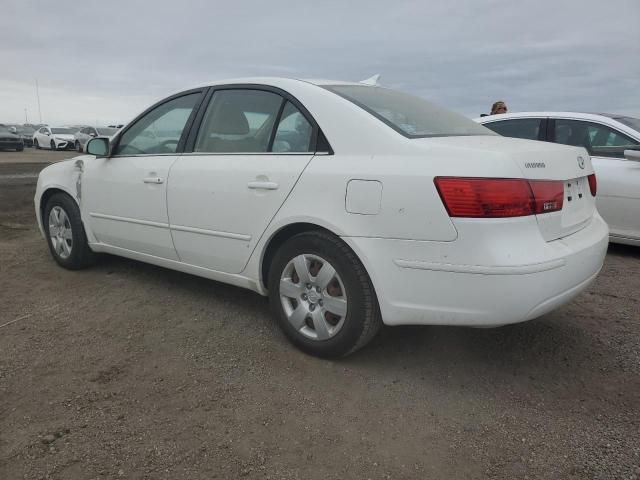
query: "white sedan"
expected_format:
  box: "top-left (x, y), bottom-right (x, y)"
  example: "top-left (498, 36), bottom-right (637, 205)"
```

top-left (476, 112), bottom-right (640, 245)
top-left (33, 126), bottom-right (77, 150)
top-left (35, 78), bottom-right (608, 357)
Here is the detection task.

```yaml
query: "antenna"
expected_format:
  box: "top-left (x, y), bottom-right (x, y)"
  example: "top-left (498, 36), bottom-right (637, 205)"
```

top-left (359, 74), bottom-right (381, 86)
top-left (35, 79), bottom-right (42, 124)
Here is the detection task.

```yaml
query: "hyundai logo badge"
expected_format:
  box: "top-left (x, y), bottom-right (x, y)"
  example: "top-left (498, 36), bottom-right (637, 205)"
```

top-left (577, 156), bottom-right (585, 169)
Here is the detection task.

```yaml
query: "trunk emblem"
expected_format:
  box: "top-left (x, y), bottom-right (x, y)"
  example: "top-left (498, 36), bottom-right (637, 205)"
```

top-left (577, 156), bottom-right (585, 169)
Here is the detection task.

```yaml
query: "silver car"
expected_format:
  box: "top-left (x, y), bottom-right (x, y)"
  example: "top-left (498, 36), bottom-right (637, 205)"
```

top-left (74, 126), bottom-right (120, 152)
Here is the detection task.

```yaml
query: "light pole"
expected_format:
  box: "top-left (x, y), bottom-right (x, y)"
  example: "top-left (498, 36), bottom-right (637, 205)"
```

top-left (24, 108), bottom-right (28, 124)
top-left (35, 79), bottom-right (42, 124)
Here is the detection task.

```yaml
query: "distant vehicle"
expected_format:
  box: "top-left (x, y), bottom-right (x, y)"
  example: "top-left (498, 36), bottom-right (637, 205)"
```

top-left (16, 125), bottom-right (36, 147)
top-left (476, 112), bottom-right (640, 246)
top-left (74, 126), bottom-right (120, 152)
top-left (33, 127), bottom-right (77, 150)
top-left (0, 125), bottom-right (24, 151)
top-left (35, 78), bottom-right (607, 357)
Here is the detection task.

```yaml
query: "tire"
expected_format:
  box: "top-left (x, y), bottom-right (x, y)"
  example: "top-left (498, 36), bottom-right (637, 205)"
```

top-left (34, 139), bottom-right (39, 149)
top-left (50, 140), bottom-right (56, 150)
top-left (16, 145), bottom-right (24, 152)
top-left (75, 141), bottom-right (82, 153)
top-left (43, 193), bottom-right (96, 270)
top-left (268, 230), bottom-right (382, 358)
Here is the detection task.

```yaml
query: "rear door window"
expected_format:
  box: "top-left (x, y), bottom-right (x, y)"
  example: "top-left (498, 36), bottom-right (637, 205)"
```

top-left (484, 118), bottom-right (544, 140)
top-left (272, 102), bottom-right (313, 152)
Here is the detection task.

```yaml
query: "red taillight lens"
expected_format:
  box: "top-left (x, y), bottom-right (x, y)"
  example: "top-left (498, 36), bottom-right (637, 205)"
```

top-left (588, 173), bottom-right (597, 196)
top-left (434, 177), bottom-right (564, 218)
top-left (528, 180), bottom-right (564, 214)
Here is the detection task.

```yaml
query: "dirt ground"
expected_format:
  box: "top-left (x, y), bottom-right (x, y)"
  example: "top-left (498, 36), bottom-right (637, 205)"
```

top-left (1, 150), bottom-right (639, 479)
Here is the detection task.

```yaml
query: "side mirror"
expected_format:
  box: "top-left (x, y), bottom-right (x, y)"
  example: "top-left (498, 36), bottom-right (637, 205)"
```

top-left (45, 132), bottom-right (50, 136)
top-left (624, 149), bottom-right (640, 162)
top-left (87, 137), bottom-right (110, 157)
top-left (90, 132), bottom-right (97, 137)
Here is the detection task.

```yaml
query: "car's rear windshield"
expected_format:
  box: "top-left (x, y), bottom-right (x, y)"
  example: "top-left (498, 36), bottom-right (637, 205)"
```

top-left (51, 128), bottom-right (74, 134)
top-left (323, 85), bottom-right (494, 138)
top-left (611, 116), bottom-right (640, 132)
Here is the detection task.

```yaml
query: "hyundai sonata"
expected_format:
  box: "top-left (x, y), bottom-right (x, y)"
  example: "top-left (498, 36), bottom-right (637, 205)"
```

top-left (35, 78), bottom-right (608, 357)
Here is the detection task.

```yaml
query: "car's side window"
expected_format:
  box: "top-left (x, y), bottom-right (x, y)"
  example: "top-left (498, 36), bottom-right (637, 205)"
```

top-left (484, 118), bottom-right (543, 141)
top-left (114, 93), bottom-right (200, 156)
top-left (194, 90), bottom-right (283, 153)
top-left (554, 119), bottom-right (639, 158)
top-left (272, 102), bottom-right (313, 153)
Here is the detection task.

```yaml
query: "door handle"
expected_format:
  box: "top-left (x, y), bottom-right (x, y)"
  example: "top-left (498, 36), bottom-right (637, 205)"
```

top-left (247, 181), bottom-right (279, 190)
top-left (143, 177), bottom-right (164, 184)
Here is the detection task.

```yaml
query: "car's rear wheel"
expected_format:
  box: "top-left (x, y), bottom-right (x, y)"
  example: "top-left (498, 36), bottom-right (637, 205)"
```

top-left (75, 141), bottom-right (82, 152)
top-left (34, 139), bottom-right (39, 149)
top-left (43, 193), bottom-right (96, 270)
top-left (268, 231), bottom-right (382, 357)
top-left (50, 140), bottom-right (56, 150)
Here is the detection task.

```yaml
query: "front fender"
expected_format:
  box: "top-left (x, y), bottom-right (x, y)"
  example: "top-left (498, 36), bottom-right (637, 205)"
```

top-left (35, 157), bottom-right (91, 237)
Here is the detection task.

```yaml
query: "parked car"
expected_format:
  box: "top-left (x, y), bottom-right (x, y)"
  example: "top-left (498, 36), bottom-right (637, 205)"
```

top-left (74, 126), bottom-right (120, 152)
top-left (33, 127), bottom-right (77, 150)
top-left (35, 78), bottom-right (608, 357)
top-left (476, 112), bottom-right (640, 246)
top-left (16, 125), bottom-right (36, 147)
top-left (0, 124), bottom-right (24, 151)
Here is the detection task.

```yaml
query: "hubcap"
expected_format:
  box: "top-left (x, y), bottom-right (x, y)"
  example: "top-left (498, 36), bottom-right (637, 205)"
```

top-left (48, 206), bottom-right (73, 259)
top-left (279, 254), bottom-right (348, 341)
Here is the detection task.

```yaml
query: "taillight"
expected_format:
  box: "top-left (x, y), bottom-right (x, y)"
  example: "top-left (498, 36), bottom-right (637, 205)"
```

top-left (588, 173), bottom-right (597, 196)
top-left (434, 177), bottom-right (564, 218)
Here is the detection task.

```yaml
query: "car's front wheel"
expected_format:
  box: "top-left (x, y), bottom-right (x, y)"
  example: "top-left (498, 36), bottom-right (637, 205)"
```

top-left (75, 141), bottom-right (82, 152)
top-left (50, 140), bottom-right (56, 150)
top-left (43, 193), bottom-right (96, 270)
top-left (268, 231), bottom-right (382, 357)
top-left (16, 145), bottom-right (23, 152)
top-left (34, 139), bottom-right (39, 149)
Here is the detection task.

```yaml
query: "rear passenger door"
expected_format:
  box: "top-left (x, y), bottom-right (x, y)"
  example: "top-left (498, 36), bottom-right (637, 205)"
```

top-left (167, 87), bottom-right (320, 274)
top-left (551, 118), bottom-right (640, 240)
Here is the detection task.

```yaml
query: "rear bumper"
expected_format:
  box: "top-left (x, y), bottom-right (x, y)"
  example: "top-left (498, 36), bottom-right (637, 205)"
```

top-left (343, 213), bottom-right (608, 327)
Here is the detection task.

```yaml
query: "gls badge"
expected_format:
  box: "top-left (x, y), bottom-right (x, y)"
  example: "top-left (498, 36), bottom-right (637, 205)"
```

top-left (577, 156), bottom-right (585, 169)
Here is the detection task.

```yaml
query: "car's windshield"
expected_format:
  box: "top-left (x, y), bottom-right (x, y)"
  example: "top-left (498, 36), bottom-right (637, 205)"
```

top-left (324, 85), bottom-right (494, 138)
top-left (18, 126), bottom-right (35, 134)
top-left (97, 127), bottom-right (118, 136)
top-left (51, 128), bottom-right (74, 134)
top-left (611, 116), bottom-right (640, 133)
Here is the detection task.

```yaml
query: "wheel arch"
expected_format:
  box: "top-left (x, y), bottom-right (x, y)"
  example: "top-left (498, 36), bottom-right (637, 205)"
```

top-left (258, 222), bottom-right (376, 298)
top-left (38, 187), bottom-right (78, 232)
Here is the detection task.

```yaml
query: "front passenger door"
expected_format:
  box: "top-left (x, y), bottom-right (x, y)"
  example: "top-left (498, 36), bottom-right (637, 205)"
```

top-left (81, 91), bottom-right (204, 259)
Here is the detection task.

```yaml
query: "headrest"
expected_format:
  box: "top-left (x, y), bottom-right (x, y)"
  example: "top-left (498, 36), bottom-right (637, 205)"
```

top-left (208, 101), bottom-right (249, 135)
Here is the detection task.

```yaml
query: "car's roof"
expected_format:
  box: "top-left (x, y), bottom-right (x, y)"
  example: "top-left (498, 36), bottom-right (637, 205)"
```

top-left (194, 77), bottom-right (364, 90)
top-left (474, 111), bottom-right (622, 123)
top-left (475, 111), bottom-right (640, 139)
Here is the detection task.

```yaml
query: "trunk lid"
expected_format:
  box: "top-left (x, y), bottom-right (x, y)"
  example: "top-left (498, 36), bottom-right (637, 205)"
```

top-left (417, 136), bottom-right (596, 241)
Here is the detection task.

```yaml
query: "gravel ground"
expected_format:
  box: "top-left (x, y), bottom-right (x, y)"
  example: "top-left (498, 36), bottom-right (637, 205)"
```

top-left (1, 152), bottom-right (639, 479)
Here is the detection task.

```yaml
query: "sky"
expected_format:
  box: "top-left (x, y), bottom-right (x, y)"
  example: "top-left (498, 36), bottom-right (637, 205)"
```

top-left (1, 0), bottom-right (638, 126)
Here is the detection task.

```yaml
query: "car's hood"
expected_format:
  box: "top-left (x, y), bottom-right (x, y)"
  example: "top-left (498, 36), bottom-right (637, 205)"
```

top-left (0, 131), bottom-right (20, 140)
top-left (54, 134), bottom-right (76, 140)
